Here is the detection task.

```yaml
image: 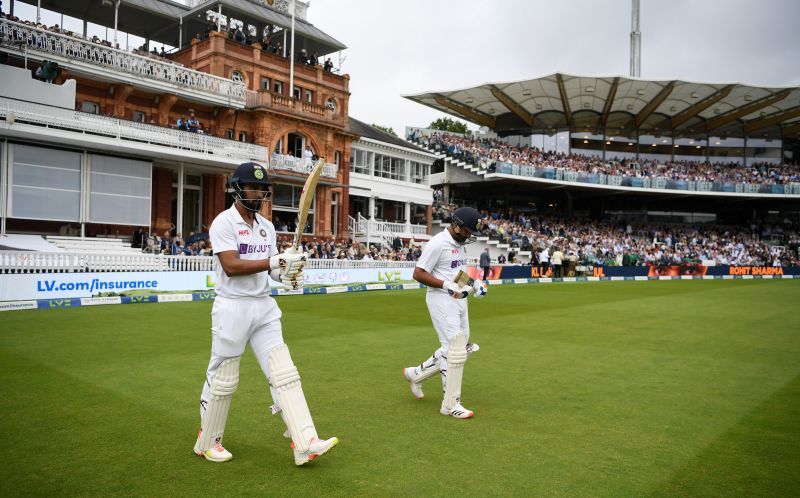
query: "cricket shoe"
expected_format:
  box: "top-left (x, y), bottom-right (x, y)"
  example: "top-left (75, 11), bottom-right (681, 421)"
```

top-left (403, 367), bottom-right (425, 399)
top-left (193, 430), bottom-right (233, 462)
top-left (291, 436), bottom-right (339, 466)
top-left (440, 403), bottom-right (474, 419)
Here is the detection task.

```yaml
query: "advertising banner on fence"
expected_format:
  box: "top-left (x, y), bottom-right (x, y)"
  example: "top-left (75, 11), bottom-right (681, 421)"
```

top-left (0, 267), bottom-right (416, 301)
top-left (0, 271), bottom-right (216, 301)
top-left (464, 264), bottom-right (800, 280)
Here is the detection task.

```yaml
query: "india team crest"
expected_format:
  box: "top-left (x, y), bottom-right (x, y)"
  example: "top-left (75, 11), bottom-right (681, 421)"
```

top-left (259, 228), bottom-right (267, 237)
top-left (254, 167), bottom-right (264, 180)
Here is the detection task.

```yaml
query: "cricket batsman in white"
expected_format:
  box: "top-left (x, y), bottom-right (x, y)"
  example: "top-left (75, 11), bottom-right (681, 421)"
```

top-left (193, 162), bottom-right (338, 465)
top-left (403, 207), bottom-right (488, 418)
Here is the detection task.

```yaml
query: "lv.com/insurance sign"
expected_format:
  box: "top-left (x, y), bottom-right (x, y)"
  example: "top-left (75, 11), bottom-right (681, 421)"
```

top-left (0, 272), bottom-right (215, 301)
top-left (1, 267), bottom-right (415, 301)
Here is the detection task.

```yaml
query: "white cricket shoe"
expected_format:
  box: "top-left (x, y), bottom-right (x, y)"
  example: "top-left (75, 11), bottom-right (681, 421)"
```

top-left (194, 431), bottom-right (233, 462)
top-left (403, 368), bottom-right (425, 399)
top-left (292, 436), bottom-right (339, 466)
top-left (440, 403), bottom-right (474, 419)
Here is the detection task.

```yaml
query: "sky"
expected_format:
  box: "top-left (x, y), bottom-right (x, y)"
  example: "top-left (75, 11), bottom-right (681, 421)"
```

top-left (8, 0), bottom-right (800, 142)
top-left (308, 0), bottom-right (800, 137)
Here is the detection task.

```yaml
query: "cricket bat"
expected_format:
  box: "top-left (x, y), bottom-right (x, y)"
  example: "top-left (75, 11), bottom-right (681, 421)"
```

top-left (293, 158), bottom-right (325, 250)
top-left (454, 269), bottom-right (475, 287)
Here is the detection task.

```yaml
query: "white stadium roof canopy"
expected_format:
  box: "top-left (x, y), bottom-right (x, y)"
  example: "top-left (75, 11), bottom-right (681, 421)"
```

top-left (404, 72), bottom-right (800, 140)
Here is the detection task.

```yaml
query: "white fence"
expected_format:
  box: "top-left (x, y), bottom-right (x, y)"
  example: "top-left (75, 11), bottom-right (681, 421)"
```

top-left (0, 18), bottom-right (246, 105)
top-left (351, 213), bottom-right (428, 237)
top-left (0, 251), bottom-right (415, 273)
top-left (270, 153), bottom-right (338, 178)
top-left (0, 97), bottom-right (267, 163)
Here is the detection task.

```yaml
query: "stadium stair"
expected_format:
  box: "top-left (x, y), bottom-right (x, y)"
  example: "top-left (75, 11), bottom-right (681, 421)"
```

top-left (45, 236), bottom-right (142, 255)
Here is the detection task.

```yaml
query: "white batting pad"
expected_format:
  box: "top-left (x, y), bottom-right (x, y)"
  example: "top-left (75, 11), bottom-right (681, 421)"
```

top-left (442, 331), bottom-right (468, 411)
top-left (268, 344), bottom-right (318, 453)
top-left (197, 356), bottom-right (240, 453)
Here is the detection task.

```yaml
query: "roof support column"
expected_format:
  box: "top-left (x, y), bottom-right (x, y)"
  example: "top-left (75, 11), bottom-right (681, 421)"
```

top-left (670, 136), bottom-right (675, 163)
top-left (177, 163), bottom-right (184, 239)
top-left (602, 128), bottom-right (607, 161)
top-left (216, 3), bottom-right (222, 32)
top-left (743, 135), bottom-right (748, 168)
top-left (178, 16), bottom-right (183, 49)
top-left (113, 0), bottom-right (119, 48)
top-left (36, 0), bottom-right (40, 23)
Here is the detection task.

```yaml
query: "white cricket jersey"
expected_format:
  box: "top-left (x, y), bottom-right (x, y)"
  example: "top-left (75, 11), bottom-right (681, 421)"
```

top-left (209, 205), bottom-right (279, 299)
top-left (416, 229), bottom-right (468, 294)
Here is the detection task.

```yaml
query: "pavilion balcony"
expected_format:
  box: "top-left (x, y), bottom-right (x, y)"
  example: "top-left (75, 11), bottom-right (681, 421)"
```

top-left (270, 152), bottom-right (338, 179)
top-left (0, 18), bottom-right (246, 108)
top-left (245, 90), bottom-right (345, 127)
top-left (0, 96), bottom-right (266, 165)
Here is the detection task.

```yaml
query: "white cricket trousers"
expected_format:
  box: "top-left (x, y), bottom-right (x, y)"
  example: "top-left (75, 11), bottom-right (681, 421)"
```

top-left (200, 296), bottom-right (284, 418)
top-left (425, 291), bottom-right (470, 378)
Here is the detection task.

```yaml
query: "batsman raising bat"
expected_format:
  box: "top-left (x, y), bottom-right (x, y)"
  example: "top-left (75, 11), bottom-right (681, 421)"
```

top-left (193, 160), bottom-right (338, 465)
top-left (403, 207), bottom-right (488, 419)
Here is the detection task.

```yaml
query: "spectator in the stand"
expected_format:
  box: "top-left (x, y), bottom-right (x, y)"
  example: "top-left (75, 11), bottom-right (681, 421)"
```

top-left (131, 227), bottom-right (146, 249)
top-left (323, 58), bottom-right (334, 72)
top-left (479, 248), bottom-right (491, 280)
top-left (298, 49), bottom-right (308, 64)
top-left (187, 112), bottom-right (200, 133)
top-left (177, 115), bottom-right (188, 131)
top-left (160, 46), bottom-right (167, 57)
top-left (539, 246), bottom-right (550, 276)
top-left (303, 145), bottom-right (314, 167)
top-left (309, 52), bottom-right (319, 66)
top-left (551, 246), bottom-right (564, 278)
top-left (497, 254), bottom-right (506, 264)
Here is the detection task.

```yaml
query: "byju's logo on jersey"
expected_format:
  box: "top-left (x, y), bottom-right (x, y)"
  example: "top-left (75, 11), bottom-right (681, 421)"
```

top-left (450, 259), bottom-right (467, 269)
top-left (238, 243), bottom-right (272, 255)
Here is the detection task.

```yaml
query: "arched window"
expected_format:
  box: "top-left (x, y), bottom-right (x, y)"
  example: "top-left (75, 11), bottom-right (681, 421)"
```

top-left (231, 70), bottom-right (245, 83)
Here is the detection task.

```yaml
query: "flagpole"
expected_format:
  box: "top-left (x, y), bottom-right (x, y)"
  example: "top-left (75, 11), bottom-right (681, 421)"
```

top-left (289, 0), bottom-right (296, 99)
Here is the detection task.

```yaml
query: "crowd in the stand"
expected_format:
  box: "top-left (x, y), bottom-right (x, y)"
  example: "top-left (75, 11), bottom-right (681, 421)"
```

top-left (132, 227), bottom-right (422, 262)
top-left (195, 21), bottom-right (335, 72)
top-left (434, 203), bottom-right (800, 267)
top-left (415, 131), bottom-right (800, 185)
top-left (1, 11), bottom-right (180, 65)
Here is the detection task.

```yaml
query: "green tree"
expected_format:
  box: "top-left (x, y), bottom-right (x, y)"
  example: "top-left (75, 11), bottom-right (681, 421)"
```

top-left (428, 117), bottom-right (469, 134)
top-left (372, 124), bottom-right (397, 137)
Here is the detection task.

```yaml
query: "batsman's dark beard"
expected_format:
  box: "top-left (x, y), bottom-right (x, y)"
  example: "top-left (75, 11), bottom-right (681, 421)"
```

top-left (452, 227), bottom-right (469, 244)
top-left (240, 197), bottom-right (263, 212)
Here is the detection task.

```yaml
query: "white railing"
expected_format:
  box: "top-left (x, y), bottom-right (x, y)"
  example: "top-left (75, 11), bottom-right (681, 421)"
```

top-left (0, 97), bottom-right (267, 163)
top-left (306, 259), bottom-right (416, 269)
top-left (354, 213), bottom-right (428, 237)
top-left (0, 251), bottom-right (214, 273)
top-left (0, 19), bottom-right (246, 105)
top-left (270, 153), bottom-right (338, 178)
top-left (0, 251), bottom-right (416, 273)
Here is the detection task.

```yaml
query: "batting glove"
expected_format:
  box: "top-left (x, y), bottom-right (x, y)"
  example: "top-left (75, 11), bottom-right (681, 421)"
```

top-left (472, 280), bottom-right (488, 299)
top-left (444, 281), bottom-right (472, 299)
top-left (269, 250), bottom-right (307, 277)
top-left (281, 272), bottom-right (305, 290)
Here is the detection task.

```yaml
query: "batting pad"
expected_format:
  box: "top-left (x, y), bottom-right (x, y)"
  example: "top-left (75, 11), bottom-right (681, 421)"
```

top-left (268, 344), bottom-right (318, 453)
top-left (442, 331), bottom-right (468, 411)
top-left (198, 356), bottom-right (240, 452)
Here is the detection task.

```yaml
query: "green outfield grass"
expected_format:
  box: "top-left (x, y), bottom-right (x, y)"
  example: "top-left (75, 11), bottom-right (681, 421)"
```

top-left (1, 280), bottom-right (799, 496)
